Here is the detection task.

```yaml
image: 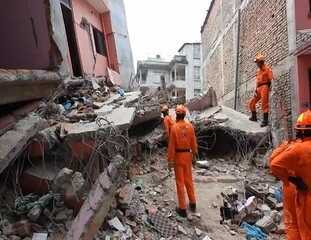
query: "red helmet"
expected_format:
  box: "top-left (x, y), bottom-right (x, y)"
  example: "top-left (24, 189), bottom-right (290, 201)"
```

top-left (295, 110), bottom-right (311, 130)
top-left (175, 105), bottom-right (187, 115)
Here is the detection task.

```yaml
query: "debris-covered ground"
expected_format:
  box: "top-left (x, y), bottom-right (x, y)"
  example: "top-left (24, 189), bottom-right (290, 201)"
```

top-left (0, 77), bottom-right (286, 240)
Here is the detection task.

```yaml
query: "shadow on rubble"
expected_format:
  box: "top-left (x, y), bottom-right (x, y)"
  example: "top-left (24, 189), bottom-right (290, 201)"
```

top-left (197, 126), bottom-right (272, 162)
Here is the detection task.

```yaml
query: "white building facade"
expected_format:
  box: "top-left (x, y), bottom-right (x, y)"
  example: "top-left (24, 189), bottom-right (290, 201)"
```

top-left (136, 43), bottom-right (202, 101)
top-left (178, 43), bottom-right (202, 100)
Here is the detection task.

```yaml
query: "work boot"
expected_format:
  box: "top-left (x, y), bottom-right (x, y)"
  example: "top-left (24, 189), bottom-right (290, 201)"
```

top-left (176, 208), bottom-right (187, 218)
top-left (261, 113), bottom-right (269, 127)
top-left (189, 203), bottom-right (196, 213)
top-left (249, 111), bottom-right (257, 122)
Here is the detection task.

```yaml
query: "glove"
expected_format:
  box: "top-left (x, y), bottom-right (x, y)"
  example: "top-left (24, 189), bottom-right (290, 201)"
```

top-left (288, 176), bottom-right (308, 191)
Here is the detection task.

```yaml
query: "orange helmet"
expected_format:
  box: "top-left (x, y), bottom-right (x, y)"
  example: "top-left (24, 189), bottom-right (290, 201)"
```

top-left (254, 53), bottom-right (265, 63)
top-left (175, 105), bottom-right (187, 115)
top-left (161, 105), bottom-right (169, 113)
top-left (295, 110), bottom-right (311, 130)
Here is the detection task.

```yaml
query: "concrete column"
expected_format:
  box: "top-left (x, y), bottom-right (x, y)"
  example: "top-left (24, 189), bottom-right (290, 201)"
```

top-left (139, 69), bottom-right (142, 83)
top-left (174, 66), bottom-right (177, 81)
top-left (287, 0), bottom-right (299, 134)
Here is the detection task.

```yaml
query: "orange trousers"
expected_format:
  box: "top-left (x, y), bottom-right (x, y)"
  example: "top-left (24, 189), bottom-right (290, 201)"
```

top-left (283, 184), bottom-right (301, 240)
top-left (249, 85), bottom-right (270, 113)
top-left (296, 192), bottom-right (311, 240)
top-left (174, 153), bottom-right (196, 210)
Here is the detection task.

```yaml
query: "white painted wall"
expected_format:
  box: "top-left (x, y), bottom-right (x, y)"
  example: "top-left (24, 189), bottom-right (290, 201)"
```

top-left (178, 44), bottom-right (202, 100)
top-left (142, 69), bottom-right (170, 88)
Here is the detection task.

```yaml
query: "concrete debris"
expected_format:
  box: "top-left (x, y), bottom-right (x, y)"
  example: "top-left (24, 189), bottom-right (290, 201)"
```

top-left (66, 158), bottom-right (124, 240)
top-left (0, 67), bottom-right (286, 240)
top-left (186, 87), bottom-right (217, 112)
top-left (31, 233), bottom-right (48, 240)
top-left (0, 114), bottom-right (48, 174)
top-left (108, 217), bottom-right (126, 232)
top-left (255, 216), bottom-right (277, 233)
top-left (52, 168), bottom-right (74, 193)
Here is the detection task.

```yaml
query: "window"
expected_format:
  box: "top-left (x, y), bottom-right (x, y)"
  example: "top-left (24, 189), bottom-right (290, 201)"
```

top-left (309, 0), bottom-right (311, 16)
top-left (194, 89), bottom-right (201, 97)
top-left (193, 45), bottom-right (201, 59)
top-left (92, 27), bottom-right (107, 56)
top-left (194, 66), bottom-right (201, 82)
top-left (171, 71), bottom-right (175, 81)
top-left (176, 66), bottom-right (186, 81)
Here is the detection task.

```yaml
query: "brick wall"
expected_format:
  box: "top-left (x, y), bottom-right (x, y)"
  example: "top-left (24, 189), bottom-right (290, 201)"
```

top-left (201, 0), bottom-right (238, 96)
top-left (201, 0), bottom-right (294, 143)
top-left (296, 31), bottom-right (311, 50)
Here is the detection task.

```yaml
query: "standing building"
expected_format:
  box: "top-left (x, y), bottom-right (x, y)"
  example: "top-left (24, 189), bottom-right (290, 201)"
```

top-left (178, 43), bottom-right (202, 99)
top-left (136, 55), bottom-right (170, 90)
top-left (0, 0), bottom-right (134, 106)
top-left (201, 0), bottom-right (311, 143)
top-left (136, 43), bottom-right (202, 102)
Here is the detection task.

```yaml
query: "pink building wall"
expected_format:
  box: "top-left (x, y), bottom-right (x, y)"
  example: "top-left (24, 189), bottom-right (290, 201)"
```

top-left (71, 0), bottom-right (108, 76)
top-left (0, 0), bottom-right (51, 70)
top-left (297, 54), bottom-right (311, 112)
top-left (295, 0), bottom-right (311, 30)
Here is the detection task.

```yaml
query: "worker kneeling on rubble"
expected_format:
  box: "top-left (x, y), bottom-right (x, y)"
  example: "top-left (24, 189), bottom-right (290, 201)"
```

top-left (168, 105), bottom-right (198, 218)
top-left (249, 53), bottom-right (274, 127)
top-left (270, 110), bottom-right (311, 240)
top-left (161, 105), bottom-right (174, 140)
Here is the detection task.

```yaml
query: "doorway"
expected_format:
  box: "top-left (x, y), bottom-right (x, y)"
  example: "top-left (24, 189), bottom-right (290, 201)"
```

top-left (61, 3), bottom-right (82, 77)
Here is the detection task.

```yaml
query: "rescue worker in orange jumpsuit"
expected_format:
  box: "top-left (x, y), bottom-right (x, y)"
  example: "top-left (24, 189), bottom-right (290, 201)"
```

top-left (161, 105), bottom-right (174, 140)
top-left (269, 141), bottom-right (301, 240)
top-left (249, 53), bottom-right (274, 127)
top-left (168, 105), bottom-right (198, 218)
top-left (270, 110), bottom-right (311, 240)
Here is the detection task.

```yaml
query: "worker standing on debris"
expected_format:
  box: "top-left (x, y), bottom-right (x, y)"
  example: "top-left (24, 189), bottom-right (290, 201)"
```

top-left (270, 110), bottom-right (311, 239)
top-left (168, 105), bottom-right (198, 218)
top-left (249, 53), bottom-right (274, 127)
top-left (161, 105), bottom-right (174, 140)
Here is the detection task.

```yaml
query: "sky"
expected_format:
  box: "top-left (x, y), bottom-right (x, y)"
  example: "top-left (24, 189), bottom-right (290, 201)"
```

top-left (123, 0), bottom-right (212, 65)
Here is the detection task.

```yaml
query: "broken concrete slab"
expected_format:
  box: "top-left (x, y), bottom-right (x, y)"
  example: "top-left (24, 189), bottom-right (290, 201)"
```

top-left (0, 114), bottom-right (48, 174)
top-left (94, 105), bottom-right (114, 116)
top-left (197, 105), bottom-right (268, 134)
top-left (65, 159), bottom-right (125, 240)
top-left (103, 106), bottom-right (136, 130)
top-left (0, 69), bottom-right (61, 106)
top-left (132, 106), bottom-right (161, 126)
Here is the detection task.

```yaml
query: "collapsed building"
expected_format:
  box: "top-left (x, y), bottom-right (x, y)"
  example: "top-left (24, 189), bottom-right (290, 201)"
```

top-left (0, 1), bottom-right (288, 239)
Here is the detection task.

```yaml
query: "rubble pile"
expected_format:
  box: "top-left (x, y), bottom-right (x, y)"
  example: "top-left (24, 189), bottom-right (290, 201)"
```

top-left (191, 106), bottom-right (270, 162)
top-left (0, 77), bottom-right (286, 239)
top-left (0, 76), bottom-right (163, 240)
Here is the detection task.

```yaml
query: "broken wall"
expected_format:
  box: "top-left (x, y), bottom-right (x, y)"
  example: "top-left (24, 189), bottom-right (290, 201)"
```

top-left (105, 0), bottom-right (135, 89)
top-left (0, 0), bottom-right (70, 106)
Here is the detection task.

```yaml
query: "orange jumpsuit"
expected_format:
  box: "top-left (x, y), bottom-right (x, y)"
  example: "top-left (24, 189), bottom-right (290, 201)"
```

top-left (249, 65), bottom-right (274, 113)
top-left (270, 137), bottom-right (311, 240)
top-left (168, 120), bottom-right (198, 210)
top-left (163, 115), bottom-right (174, 139)
top-left (269, 141), bottom-right (301, 240)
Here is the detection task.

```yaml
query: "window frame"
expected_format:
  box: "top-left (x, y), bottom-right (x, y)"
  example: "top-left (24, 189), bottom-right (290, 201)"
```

top-left (92, 26), bottom-right (107, 56)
